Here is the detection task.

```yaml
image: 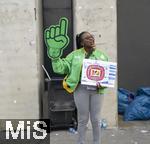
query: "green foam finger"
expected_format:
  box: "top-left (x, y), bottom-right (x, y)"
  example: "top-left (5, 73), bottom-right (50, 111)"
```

top-left (44, 17), bottom-right (70, 59)
top-left (45, 29), bottom-right (50, 39)
top-left (44, 29), bottom-right (50, 48)
top-left (60, 17), bottom-right (68, 35)
top-left (50, 26), bottom-right (55, 38)
top-left (55, 26), bottom-right (60, 36)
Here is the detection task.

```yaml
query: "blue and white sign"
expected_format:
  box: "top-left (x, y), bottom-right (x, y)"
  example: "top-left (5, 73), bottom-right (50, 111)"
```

top-left (81, 59), bottom-right (117, 88)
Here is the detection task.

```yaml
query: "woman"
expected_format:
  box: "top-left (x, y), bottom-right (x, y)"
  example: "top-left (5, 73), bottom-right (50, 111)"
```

top-left (52, 31), bottom-right (108, 144)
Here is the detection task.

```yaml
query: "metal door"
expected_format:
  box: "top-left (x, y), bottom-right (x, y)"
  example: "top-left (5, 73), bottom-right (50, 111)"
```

top-left (42, 0), bottom-right (77, 128)
top-left (117, 0), bottom-right (150, 91)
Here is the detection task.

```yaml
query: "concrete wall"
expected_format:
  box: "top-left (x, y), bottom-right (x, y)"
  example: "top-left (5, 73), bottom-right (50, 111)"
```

top-left (74, 0), bottom-right (117, 128)
top-left (0, 0), bottom-right (117, 128)
top-left (0, 0), bottom-right (43, 121)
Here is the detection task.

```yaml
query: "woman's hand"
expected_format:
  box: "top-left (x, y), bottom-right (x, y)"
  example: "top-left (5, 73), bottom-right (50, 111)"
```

top-left (96, 82), bottom-right (102, 88)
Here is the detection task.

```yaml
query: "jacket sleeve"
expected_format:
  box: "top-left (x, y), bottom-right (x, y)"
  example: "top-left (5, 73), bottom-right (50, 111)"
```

top-left (51, 52), bottom-right (74, 75)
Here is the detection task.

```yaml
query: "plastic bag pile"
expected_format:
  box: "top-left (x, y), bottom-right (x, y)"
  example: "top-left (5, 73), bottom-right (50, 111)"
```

top-left (118, 87), bottom-right (150, 121)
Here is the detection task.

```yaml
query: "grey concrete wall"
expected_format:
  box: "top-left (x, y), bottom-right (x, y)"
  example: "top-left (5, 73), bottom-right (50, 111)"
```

top-left (74, 0), bottom-right (117, 128)
top-left (0, 0), bottom-right (117, 128)
top-left (0, 0), bottom-right (43, 121)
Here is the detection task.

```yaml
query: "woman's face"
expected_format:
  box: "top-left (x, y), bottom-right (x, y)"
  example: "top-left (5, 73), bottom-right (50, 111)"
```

top-left (81, 32), bottom-right (95, 48)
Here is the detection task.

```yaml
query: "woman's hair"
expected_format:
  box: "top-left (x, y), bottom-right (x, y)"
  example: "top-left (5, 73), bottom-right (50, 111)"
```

top-left (76, 31), bottom-right (88, 49)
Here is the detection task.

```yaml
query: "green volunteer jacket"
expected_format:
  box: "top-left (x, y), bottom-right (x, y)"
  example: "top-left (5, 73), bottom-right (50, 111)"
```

top-left (52, 48), bottom-right (108, 93)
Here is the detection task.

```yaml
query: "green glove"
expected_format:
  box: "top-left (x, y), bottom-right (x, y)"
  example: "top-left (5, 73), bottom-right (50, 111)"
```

top-left (44, 17), bottom-right (70, 59)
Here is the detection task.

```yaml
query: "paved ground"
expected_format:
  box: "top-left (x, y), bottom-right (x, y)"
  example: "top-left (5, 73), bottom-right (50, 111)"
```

top-left (44, 92), bottom-right (150, 144)
top-left (50, 119), bottom-right (150, 144)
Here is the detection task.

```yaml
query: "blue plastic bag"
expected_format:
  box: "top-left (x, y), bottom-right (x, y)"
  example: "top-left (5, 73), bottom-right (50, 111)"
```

top-left (124, 87), bottom-right (150, 121)
top-left (136, 87), bottom-right (150, 96)
top-left (118, 88), bottom-right (135, 114)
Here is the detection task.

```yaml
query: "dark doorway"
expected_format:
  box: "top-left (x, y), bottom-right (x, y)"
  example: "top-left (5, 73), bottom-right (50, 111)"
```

top-left (42, 0), bottom-right (77, 129)
top-left (43, 0), bottom-right (74, 80)
top-left (117, 0), bottom-right (150, 91)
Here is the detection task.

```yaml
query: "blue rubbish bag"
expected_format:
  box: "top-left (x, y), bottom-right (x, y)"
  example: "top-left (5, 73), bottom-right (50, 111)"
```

top-left (118, 88), bottom-right (135, 114)
top-left (124, 87), bottom-right (150, 121)
top-left (136, 87), bottom-right (150, 96)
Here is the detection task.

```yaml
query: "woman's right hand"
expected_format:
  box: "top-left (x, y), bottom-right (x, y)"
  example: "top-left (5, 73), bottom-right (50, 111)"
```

top-left (96, 82), bottom-right (102, 88)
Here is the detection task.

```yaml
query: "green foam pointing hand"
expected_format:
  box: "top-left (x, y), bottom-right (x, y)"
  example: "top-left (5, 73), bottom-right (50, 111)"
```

top-left (44, 17), bottom-right (70, 59)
